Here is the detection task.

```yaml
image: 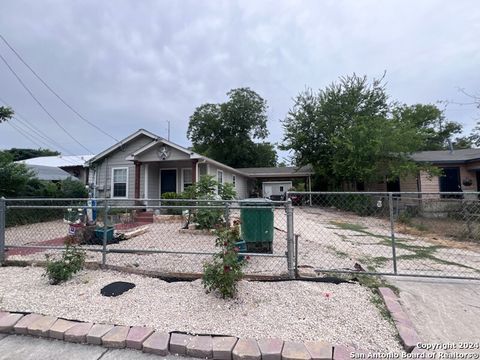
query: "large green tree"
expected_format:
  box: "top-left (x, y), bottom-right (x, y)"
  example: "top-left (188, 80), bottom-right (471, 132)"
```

top-left (187, 88), bottom-right (277, 168)
top-left (281, 74), bottom-right (453, 188)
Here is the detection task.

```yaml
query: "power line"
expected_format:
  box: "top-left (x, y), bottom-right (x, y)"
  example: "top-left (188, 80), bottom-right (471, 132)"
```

top-left (7, 121), bottom-right (45, 149)
top-left (0, 96), bottom-right (77, 156)
top-left (0, 34), bottom-right (119, 142)
top-left (0, 51), bottom-right (93, 154)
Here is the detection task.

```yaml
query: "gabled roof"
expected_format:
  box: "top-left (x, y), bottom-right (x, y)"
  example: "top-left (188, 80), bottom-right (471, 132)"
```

top-left (87, 129), bottom-right (158, 164)
top-left (411, 149), bottom-right (480, 164)
top-left (19, 155), bottom-right (94, 168)
top-left (26, 164), bottom-right (79, 181)
top-left (237, 165), bottom-right (314, 177)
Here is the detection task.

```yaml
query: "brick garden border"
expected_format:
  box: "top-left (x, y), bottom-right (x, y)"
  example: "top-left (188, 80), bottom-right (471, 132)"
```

top-left (0, 310), bottom-right (380, 360)
top-left (378, 287), bottom-right (424, 354)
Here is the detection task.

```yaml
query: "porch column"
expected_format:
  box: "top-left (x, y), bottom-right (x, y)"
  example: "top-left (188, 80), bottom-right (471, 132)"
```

top-left (192, 159), bottom-right (198, 184)
top-left (134, 161), bottom-right (141, 199)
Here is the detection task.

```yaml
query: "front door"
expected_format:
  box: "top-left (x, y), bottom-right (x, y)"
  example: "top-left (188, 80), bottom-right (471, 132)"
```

top-left (160, 169), bottom-right (177, 194)
top-left (439, 167), bottom-right (461, 197)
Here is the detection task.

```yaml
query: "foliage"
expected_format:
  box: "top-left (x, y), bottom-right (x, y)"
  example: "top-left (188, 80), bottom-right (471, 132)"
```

top-left (0, 151), bottom-right (35, 197)
top-left (160, 191), bottom-right (184, 215)
top-left (4, 148), bottom-right (60, 161)
top-left (187, 88), bottom-right (277, 168)
top-left (43, 242), bottom-right (86, 285)
top-left (281, 74), bottom-right (448, 188)
top-left (0, 106), bottom-right (13, 123)
top-left (202, 225), bottom-right (246, 298)
top-left (390, 104), bottom-right (463, 151)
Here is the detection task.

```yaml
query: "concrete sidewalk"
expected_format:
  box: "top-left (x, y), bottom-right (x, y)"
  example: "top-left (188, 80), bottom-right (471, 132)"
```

top-left (0, 334), bottom-right (190, 360)
top-left (389, 277), bottom-right (480, 344)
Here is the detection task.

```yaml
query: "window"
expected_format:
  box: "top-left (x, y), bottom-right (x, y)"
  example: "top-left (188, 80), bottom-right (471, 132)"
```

top-left (280, 186), bottom-right (284, 192)
top-left (182, 168), bottom-right (193, 191)
top-left (217, 170), bottom-right (223, 194)
top-left (232, 175), bottom-right (236, 188)
top-left (112, 168), bottom-right (128, 198)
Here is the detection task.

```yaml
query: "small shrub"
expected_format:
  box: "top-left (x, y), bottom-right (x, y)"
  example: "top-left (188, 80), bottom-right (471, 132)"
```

top-left (160, 192), bottom-right (183, 215)
top-left (202, 225), bottom-right (246, 298)
top-left (44, 243), bottom-right (86, 285)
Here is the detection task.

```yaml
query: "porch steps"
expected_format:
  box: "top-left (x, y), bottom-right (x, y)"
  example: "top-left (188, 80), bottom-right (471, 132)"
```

top-left (134, 211), bottom-right (154, 223)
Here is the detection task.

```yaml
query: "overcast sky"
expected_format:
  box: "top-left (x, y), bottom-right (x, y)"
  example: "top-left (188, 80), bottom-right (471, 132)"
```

top-left (1, 0), bottom-right (479, 162)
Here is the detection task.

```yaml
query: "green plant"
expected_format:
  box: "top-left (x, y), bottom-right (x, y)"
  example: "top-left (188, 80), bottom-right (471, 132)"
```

top-left (202, 225), bottom-right (246, 298)
top-left (160, 192), bottom-right (183, 215)
top-left (44, 243), bottom-right (86, 285)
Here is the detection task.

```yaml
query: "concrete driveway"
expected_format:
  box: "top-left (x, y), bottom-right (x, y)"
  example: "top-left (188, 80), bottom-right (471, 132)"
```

top-left (388, 277), bottom-right (480, 344)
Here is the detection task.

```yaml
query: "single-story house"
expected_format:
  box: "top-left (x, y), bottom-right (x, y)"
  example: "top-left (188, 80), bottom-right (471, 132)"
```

top-left (357, 149), bottom-right (480, 194)
top-left (20, 155), bottom-right (93, 184)
top-left (86, 129), bottom-right (314, 201)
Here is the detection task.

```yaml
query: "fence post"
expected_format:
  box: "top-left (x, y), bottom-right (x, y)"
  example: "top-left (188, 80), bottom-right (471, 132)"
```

top-left (224, 202), bottom-right (230, 228)
top-left (102, 199), bottom-right (109, 267)
top-left (286, 199), bottom-right (295, 279)
top-left (0, 197), bottom-right (5, 264)
top-left (388, 193), bottom-right (398, 275)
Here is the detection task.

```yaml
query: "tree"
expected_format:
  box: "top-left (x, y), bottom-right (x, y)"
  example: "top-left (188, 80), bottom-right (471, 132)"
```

top-left (0, 151), bottom-right (35, 197)
top-left (390, 104), bottom-right (463, 150)
top-left (5, 148), bottom-right (60, 161)
top-left (281, 74), bottom-right (446, 188)
top-left (0, 106), bottom-right (13, 123)
top-left (187, 88), bottom-right (277, 168)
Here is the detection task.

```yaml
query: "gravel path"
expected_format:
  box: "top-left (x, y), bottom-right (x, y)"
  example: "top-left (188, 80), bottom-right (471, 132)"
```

top-left (0, 267), bottom-right (401, 352)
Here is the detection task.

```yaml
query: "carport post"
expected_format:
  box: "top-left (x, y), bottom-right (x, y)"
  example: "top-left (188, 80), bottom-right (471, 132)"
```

top-left (286, 199), bottom-right (295, 279)
top-left (388, 193), bottom-right (398, 275)
top-left (0, 197), bottom-right (5, 264)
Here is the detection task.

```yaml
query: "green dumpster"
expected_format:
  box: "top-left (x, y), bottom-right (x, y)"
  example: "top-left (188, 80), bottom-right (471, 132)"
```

top-left (240, 198), bottom-right (274, 253)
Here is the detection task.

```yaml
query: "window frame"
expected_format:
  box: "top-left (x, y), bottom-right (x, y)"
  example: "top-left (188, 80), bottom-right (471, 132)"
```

top-left (111, 167), bottom-right (129, 198)
top-left (217, 170), bottom-right (224, 194)
top-left (181, 167), bottom-right (193, 192)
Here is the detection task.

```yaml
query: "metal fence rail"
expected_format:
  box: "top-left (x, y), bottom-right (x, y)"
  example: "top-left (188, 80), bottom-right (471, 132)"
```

top-left (288, 191), bottom-right (480, 280)
top-left (0, 197), bottom-right (293, 278)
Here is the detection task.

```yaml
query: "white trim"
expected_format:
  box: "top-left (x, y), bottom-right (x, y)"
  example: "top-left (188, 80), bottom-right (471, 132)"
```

top-left (159, 168), bottom-right (178, 195)
top-left (181, 167), bottom-right (193, 192)
top-left (126, 137), bottom-right (198, 161)
top-left (111, 167), bottom-right (129, 198)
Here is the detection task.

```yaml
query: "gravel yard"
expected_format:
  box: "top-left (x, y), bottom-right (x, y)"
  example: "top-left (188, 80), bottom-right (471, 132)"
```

top-left (0, 266), bottom-right (401, 352)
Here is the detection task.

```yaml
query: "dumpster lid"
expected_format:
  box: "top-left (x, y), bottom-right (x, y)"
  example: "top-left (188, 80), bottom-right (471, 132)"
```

top-left (240, 197), bottom-right (274, 204)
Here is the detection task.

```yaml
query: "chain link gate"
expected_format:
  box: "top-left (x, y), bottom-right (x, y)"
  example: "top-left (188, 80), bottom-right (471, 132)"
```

top-left (288, 191), bottom-right (480, 280)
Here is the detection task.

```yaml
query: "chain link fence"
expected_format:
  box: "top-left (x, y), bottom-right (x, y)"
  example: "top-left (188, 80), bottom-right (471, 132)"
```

top-left (288, 191), bottom-right (480, 280)
top-left (0, 198), bottom-right (292, 279)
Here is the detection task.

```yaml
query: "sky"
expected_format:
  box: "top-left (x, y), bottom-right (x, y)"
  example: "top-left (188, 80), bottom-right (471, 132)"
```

top-left (0, 0), bottom-right (479, 163)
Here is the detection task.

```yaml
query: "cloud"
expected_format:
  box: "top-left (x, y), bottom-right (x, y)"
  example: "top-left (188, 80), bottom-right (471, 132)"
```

top-left (0, 0), bottom-right (479, 158)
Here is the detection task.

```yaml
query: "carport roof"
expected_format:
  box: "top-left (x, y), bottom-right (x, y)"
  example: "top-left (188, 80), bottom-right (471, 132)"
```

top-left (237, 165), bottom-right (313, 178)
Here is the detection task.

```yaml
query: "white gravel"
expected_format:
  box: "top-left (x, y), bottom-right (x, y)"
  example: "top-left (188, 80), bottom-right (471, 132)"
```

top-left (0, 266), bottom-right (401, 352)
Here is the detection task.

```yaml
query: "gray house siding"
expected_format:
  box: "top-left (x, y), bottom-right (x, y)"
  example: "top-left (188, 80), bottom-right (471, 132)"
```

top-left (91, 134), bottom-right (152, 199)
top-left (207, 163), bottom-right (249, 199)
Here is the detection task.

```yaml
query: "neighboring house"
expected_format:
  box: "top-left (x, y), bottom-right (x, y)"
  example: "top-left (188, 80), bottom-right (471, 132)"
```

top-left (87, 129), bottom-right (250, 200)
top-left (357, 149), bottom-right (480, 194)
top-left (25, 164), bottom-right (78, 181)
top-left (20, 155), bottom-right (93, 184)
top-left (238, 166), bottom-right (314, 198)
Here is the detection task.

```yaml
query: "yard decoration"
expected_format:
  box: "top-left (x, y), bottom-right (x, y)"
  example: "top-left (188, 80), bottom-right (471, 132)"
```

top-left (202, 225), bottom-right (246, 298)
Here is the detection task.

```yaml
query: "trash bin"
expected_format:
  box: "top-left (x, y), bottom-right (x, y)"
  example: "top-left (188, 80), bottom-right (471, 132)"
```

top-left (240, 198), bottom-right (274, 253)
